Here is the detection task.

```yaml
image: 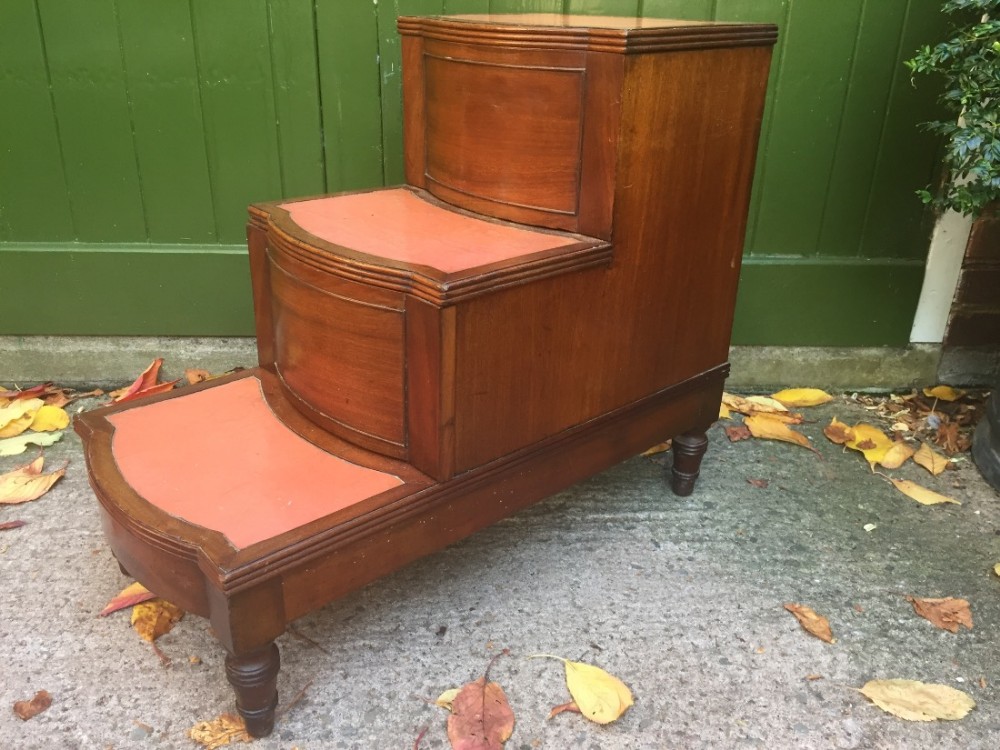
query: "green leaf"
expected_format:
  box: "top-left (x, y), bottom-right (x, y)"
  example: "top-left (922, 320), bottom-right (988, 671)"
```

top-left (0, 431), bottom-right (64, 456)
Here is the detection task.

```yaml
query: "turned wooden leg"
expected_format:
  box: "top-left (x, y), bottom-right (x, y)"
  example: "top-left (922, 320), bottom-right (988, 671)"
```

top-left (670, 430), bottom-right (708, 496)
top-left (225, 643), bottom-right (280, 738)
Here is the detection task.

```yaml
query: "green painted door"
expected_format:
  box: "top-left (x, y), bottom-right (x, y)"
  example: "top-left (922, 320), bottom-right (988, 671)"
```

top-left (0, 0), bottom-right (944, 344)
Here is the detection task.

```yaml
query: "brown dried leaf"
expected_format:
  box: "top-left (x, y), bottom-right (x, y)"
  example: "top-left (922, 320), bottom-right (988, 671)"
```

top-left (184, 368), bottom-right (215, 385)
top-left (914, 443), bottom-right (950, 475)
top-left (189, 713), bottom-right (251, 749)
top-left (99, 582), bottom-right (157, 617)
top-left (722, 393), bottom-right (797, 419)
top-left (13, 690), bottom-right (52, 721)
top-left (784, 603), bottom-right (835, 643)
top-left (725, 424), bottom-right (752, 442)
top-left (744, 414), bottom-right (817, 453)
top-left (0, 520), bottom-right (26, 530)
top-left (447, 677), bottom-right (515, 749)
top-left (823, 417), bottom-right (855, 445)
top-left (131, 599), bottom-right (184, 642)
top-left (0, 456), bottom-right (65, 505)
top-left (905, 596), bottom-right (973, 633)
top-left (860, 679), bottom-right (975, 721)
top-left (640, 440), bottom-right (671, 456)
top-left (746, 478), bottom-right (769, 489)
top-left (547, 701), bottom-right (581, 720)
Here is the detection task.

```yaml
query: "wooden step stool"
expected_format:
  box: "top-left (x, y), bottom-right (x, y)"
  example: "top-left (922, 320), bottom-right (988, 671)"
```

top-left (76, 13), bottom-right (776, 737)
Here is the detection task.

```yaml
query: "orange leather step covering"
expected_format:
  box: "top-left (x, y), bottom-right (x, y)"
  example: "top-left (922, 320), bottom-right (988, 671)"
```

top-left (108, 377), bottom-right (403, 549)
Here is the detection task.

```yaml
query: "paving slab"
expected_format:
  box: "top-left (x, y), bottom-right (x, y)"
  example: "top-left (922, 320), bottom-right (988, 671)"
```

top-left (1, 393), bottom-right (999, 749)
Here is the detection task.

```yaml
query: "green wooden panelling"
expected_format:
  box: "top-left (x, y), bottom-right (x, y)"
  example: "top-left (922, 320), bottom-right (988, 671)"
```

top-left (641, 0), bottom-right (714, 20)
top-left (36, 0), bottom-right (147, 242)
top-left (488, 0), bottom-right (566, 11)
top-left (732, 258), bottom-right (926, 346)
top-left (116, 1), bottom-right (217, 244)
top-left (266, 0), bottom-right (326, 198)
top-left (377, 0), bottom-right (445, 187)
top-left (0, 246), bottom-right (253, 336)
top-left (315, 2), bottom-right (384, 191)
top-left (191, 2), bottom-right (283, 243)
top-left (0, 1), bottom-right (75, 242)
top-left (860, 0), bottom-right (944, 261)
top-left (565, 0), bottom-right (639, 15)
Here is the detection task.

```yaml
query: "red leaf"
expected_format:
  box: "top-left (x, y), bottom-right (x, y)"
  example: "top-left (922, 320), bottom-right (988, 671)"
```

top-left (725, 424), bottom-right (752, 442)
top-left (0, 520), bottom-right (26, 531)
top-left (547, 701), bottom-right (581, 720)
top-left (13, 690), bottom-right (52, 720)
top-left (447, 677), bottom-right (515, 750)
top-left (112, 359), bottom-right (179, 404)
top-left (99, 582), bottom-right (157, 617)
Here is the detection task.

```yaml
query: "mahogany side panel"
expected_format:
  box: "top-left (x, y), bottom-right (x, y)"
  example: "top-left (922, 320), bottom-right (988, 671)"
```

top-left (401, 34), bottom-right (426, 189)
top-left (247, 218), bottom-right (274, 369)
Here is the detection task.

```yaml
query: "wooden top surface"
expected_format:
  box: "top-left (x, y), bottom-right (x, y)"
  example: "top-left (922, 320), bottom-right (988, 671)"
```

top-left (279, 188), bottom-right (579, 274)
top-left (107, 376), bottom-right (403, 550)
top-left (433, 14), bottom-right (718, 29)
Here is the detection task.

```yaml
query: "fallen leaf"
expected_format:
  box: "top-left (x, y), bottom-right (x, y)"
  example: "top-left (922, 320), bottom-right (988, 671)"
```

top-left (0, 397), bottom-right (44, 438)
top-left (640, 440), bottom-right (671, 456)
top-left (530, 655), bottom-right (633, 725)
top-left (823, 417), bottom-right (855, 445)
top-left (447, 677), bottom-right (515, 749)
top-left (890, 479), bottom-right (960, 506)
top-left (0, 456), bottom-right (65, 505)
top-left (771, 388), bottom-right (833, 407)
top-left (719, 403), bottom-right (731, 420)
top-left (744, 414), bottom-right (817, 453)
top-left (923, 385), bottom-right (965, 402)
top-left (723, 393), bottom-right (790, 417)
top-left (184, 368), bottom-right (215, 385)
top-left (189, 713), bottom-right (251, 749)
top-left (547, 701), bottom-right (581, 720)
top-left (112, 358), bottom-right (179, 404)
top-left (859, 679), bottom-right (975, 721)
top-left (879, 442), bottom-right (916, 470)
top-left (100, 582), bottom-right (157, 617)
top-left (725, 424), bottom-right (752, 442)
top-left (914, 443), bottom-right (949, 475)
top-left (746, 478), bottom-right (769, 489)
top-left (435, 688), bottom-right (460, 711)
top-left (994, 563), bottom-right (1000, 577)
top-left (806, 674), bottom-right (824, 681)
top-left (0, 520), bottom-right (26, 530)
top-left (29, 404), bottom-right (69, 432)
top-left (0, 431), bottom-right (63, 456)
top-left (784, 603), bottom-right (835, 643)
top-left (13, 690), bottom-right (52, 720)
top-left (863, 523), bottom-right (877, 532)
top-left (131, 599), bottom-right (184, 642)
top-left (905, 596), bottom-right (973, 633)
top-left (846, 424), bottom-right (894, 469)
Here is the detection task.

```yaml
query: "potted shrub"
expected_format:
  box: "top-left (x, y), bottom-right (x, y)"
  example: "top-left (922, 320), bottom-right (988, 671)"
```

top-left (906, 0), bottom-right (1000, 489)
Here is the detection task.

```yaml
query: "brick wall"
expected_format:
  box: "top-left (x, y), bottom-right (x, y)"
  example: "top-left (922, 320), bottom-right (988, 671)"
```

top-left (945, 204), bottom-right (1000, 347)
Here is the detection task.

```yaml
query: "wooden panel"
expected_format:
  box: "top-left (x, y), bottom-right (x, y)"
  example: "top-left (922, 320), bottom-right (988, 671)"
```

top-left (315, 1), bottom-right (385, 190)
top-left (268, 252), bottom-right (406, 448)
top-left (406, 298), bottom-right (456, 480)
top-left (36, 0), bottom-right (147, 242)
top-left (563, 0), bottom-right (639, 14)
top-left (117, 1), bottom-right (217, 243)
top-left (423, 52), bottom-right (585, 217)
top-left (642, 0), bottom-right (713, 20)
top-left (191, 1), bottom-right (283, 243)
top-left (0, 1), bottom-right (75, 242)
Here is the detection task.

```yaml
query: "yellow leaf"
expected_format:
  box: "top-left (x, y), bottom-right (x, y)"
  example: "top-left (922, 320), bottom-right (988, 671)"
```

top-left (860, 679), bottom-right (975, 721)
top-left (846, 423), bottom-right (894, 469)
top-left (744, 414), bottom-right (816, 452)
top-left (719, 403), bottom-right (731, 420)
top-left (823, 417), bottom-right (855, 445)
top-left (131, 599), bottom-right (184, 642)
top-left (723, 393), bottom-right (787, 415)
top-left (640, 440), bottom-right (671, 456)
top-left (434, 687), bottom-right (460, 711)
top-left (784, 603), bottom-right (835, 643)
top-left (0, 457), bottom-right (65, 505)
top-left (0, 431), bottom-right (63, 457)
top-left (189, 713), bottom-right (251, 749)
top-left (914, 443), bottom-right (949, 476)
top-left (922, 385), bottom-right (965, 402)
top-left (890, 479), bottom-right (960, 506)
top-left (879, 442), bottom-right (916, 470)
top-left (0, 397), bottom-right (44, 438)
top-left (994, 563), bottom-right (1000, 577)
top-left (29, 404), bottom-right (69, 432)
top-left (771, 388), bottom-right (834, 407)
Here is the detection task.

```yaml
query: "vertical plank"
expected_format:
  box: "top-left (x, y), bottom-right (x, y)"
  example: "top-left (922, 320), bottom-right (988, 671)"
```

top-left (740, 1), bottom-right (866, 256)
top-left (816, 1), bottom-right (910, 258)
top-left (641, 0), bottom-right (714, 20)
top-left (860, 0), bottom-right (945, 260)
top-left (0, 0), bottom-right (75, 241)
top-left (117, 0), bottom-right (217, 243)
top-left (36, 0), bottom-right (147, 242)
top-left (191, 1), bottom-right (283, 243)
top-left (489, 0), bottom-right (565, 11)
top-left (564, 0), bottom-right (639, 15)
top-left (266, 0), bottom-right (325, 198)
top-left (378, 0), bottom-right (445, 187)
top-left (315, 2), bottom-right (384, 191)
top-left (443, 0), bottom-right (490, 12)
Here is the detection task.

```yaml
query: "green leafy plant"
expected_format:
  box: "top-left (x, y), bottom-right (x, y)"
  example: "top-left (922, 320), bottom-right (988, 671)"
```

top-left (906, 0), bottom-right (1000, 216)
